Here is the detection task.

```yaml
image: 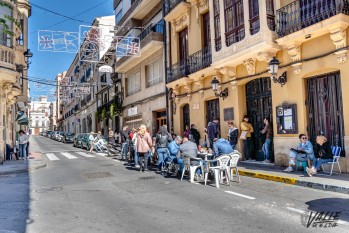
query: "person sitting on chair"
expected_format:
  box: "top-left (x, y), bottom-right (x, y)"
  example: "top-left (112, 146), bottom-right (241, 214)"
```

top-left (284, 134), bottom-right (314, 172)
top-left (167, 136), bottom-right (183, 173)
top-left (306, 135), bottom-right (333, 176)
top-left (213, 138), bottom-right (233, 158)
top-left (179, 137), bottom-right (205, 179)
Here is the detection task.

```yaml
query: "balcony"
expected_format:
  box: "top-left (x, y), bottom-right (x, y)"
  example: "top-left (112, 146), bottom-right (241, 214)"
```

top-left (115, 21), bottom-right (164, 73)
top-left (0, 45), bottom-right (17, 83)
top-left (167, 46), bottom-right (212, 83)
top-left (164, 0), bottom-right (189, 21)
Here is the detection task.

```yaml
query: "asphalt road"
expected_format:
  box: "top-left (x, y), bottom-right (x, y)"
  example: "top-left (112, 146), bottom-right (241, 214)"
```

top-left (0, 136), bottom-right (348, 233)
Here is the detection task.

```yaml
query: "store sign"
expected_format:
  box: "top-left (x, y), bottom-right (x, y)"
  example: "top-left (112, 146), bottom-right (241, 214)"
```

top-left (128, 107), bottom-right (137, 116)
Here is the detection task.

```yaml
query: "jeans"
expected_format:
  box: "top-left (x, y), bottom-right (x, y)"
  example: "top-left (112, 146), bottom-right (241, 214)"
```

top-left (262, 139), bottom-right (271, 160)
top-left (121, 142), bottom-right (128, 160)
top-left (195, 160), bottom-right (206, 175)
top-left (209, 138), bottom-right (214, 149)
top-left (138, 152), bottom-right (149, 170)
top-left (169, 156), bottom-right (184, 173)
top-left (243, 138), bottom-right (251, 160)
top-left (312, 158), bottom-right (333, 171)
top-left (157, 148), bottom-right (168, 171)
top-left (134, 146), bottom-right (139, 166)
top-left (19, 143), bottom-right (27, 159)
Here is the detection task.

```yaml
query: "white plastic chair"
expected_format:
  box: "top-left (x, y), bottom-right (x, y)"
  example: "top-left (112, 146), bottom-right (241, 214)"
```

top-left (204, 155), bottom-right (231, 188)
top-left (180, 153), bottom-right (203, 183)
top-left (228, 153), bottom-right (241, 184)
top-left (321, 146), bottom-right (342, 176)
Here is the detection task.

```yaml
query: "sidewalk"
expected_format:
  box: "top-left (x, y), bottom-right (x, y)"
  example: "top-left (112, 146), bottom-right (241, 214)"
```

top-left (0, 137), bottom-right (47, 175)
top-left (238, 161), bottom-right (349, 195)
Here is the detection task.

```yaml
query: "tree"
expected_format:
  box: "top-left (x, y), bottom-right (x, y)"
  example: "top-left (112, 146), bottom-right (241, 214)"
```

top-left (0, 0), bottom-right (20, 38)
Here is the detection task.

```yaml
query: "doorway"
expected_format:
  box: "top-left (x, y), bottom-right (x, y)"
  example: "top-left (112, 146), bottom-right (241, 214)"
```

top-left (306, 71), bottom-right (345, 154)
top-left (246, 77), bottom-right (273, 160)
top-left (206, 99), bottom-right (220, 135)
top-left (182, 104), bottom-right (190, 132)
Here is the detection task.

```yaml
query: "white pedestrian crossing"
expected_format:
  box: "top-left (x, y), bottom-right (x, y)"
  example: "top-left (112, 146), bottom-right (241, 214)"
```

top-left (46, 153), bottom-right (60, 161)
top-left (60, 152), bottom-right (78, 159)
top-left (76, 152), bottom-right (95, 158)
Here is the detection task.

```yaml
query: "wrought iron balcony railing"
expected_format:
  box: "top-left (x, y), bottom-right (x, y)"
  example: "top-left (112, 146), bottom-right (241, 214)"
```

top-left (138, 20), bottom-right (164, 41)
top-left (163, 0), bottom-right (187, 16)
top-left (167, 46), bottom-right (212, 83)
top-left (276, 0), bottom-right (349, 37)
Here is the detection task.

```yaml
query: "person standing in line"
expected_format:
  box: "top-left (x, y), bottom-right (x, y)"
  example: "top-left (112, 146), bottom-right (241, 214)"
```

top-left (155, 126), bottom-right (173, 171)
top-left (228, 121), bottom-right (238, 150)
top-left (18, 130), bottom-right (29, 160)
top-left (189, 124), bottom-right (200, 146)
top-left (120, 126), bottom-right (129, 161)
top-left (240, 115), bottom-right (254, 161)
top-left (260, 117), bottom-right (272, 163)
top-left (207, 118), bottom-right (220, 149)
top-left (132, 128), bottom-right (139, 168)
top-left (136, 125), bottom-right (152, 172)
top-left (108, 128), bottom-right (115, 144)
top-left (88, 132), bottom-right (95, 154)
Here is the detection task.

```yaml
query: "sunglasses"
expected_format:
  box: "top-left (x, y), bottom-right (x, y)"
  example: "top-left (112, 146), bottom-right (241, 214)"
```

top-left (301, 137), bottom-right (308, 139)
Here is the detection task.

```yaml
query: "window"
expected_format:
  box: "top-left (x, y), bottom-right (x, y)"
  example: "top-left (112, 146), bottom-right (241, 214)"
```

top-left (146, 59), bottom-right (162, 87)
top-left (115, 10), bottom-right (122, 24)
top-left (0, 6), bottom-right (13, 47)
top-left (127, 71), bottom-right (141, 96)
top-left (224, 0), bottom-right (245, 46)
top-left (36, 121), bottom-right (39, 127)
top-left (249, 0), bottom-right (260, 35)
top-left (42, 121), bottom-right (45, 127)
top-left (213, 0), bottom-right (221, 51)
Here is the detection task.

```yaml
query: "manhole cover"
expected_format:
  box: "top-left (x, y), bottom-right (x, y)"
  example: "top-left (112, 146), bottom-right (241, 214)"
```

top-left (138, 176), bottom-right (157, 180)
top-left (84, 172), bottom-right (113, 179)
top-left (35, 186), bottom-right (62, 193)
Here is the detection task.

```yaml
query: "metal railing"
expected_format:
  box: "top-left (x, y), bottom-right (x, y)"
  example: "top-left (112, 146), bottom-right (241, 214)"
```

top-left (163, 0), bottom-right (187, 16)
top-left (167, 46), bottom-right (212, 83)
top-left (276, 0), bottom-right (349, 37)
top-left (138, 20), bottom-right (164, 41)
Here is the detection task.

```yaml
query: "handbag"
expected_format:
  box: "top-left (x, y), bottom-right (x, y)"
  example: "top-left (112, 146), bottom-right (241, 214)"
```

top-left (240, 131), bottom-right (248, 140)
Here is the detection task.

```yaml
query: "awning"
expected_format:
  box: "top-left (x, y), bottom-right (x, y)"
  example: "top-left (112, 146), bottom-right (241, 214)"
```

top-left (16, 111), bottom-right (29, 125)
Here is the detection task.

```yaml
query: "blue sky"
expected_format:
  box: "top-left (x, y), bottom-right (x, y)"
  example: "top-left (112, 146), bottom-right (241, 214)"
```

top-left (28, 0), bottom-right (114, 101)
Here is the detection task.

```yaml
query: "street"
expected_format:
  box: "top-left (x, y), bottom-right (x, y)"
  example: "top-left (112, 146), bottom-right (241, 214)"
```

top-left (0, 136), bottom-right (348, 233)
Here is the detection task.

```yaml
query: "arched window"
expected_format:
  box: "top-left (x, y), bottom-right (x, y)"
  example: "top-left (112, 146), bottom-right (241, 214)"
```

top-left (224, 0), bottom-right (245, 46)
top-left (182, 104), bottom-right (190, 132)
top-left (249, 0), bottom-right (260, 35)
top-left (213, 0), bottom-right (221, 51)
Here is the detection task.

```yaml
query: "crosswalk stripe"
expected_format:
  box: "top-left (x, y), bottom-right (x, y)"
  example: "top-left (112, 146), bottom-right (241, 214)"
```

top-left (61, 152), bottom-right (78, 159)
top-left (76, 152), bottom-right (95, 158)
top-left (46, 153), bottom-right (60, 161)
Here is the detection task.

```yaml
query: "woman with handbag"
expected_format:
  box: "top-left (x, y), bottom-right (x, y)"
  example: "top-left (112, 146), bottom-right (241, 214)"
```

top-left (240, 115), bottom-right (254, 160)
top-left (136, 125), bottom-right (153, 172)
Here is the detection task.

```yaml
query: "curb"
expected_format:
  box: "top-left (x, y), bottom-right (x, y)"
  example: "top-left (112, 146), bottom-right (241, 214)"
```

top-left (238, 169), bottom-right (349, 195)
top-left (0, 161), bottom-right (48, 176)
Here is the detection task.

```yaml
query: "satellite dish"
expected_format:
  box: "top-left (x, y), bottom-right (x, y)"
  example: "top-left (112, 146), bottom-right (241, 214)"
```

top-left (99, 65), bottom-right (113, 73)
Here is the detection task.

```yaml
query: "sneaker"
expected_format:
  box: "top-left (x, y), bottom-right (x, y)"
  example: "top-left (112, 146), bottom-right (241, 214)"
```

top-left (283, 167), bottom-right (293, 172)
top-left (310, 167), bottom-right (317, 174)
top-left (135, 165), bottom-right (140, 169)
top-left (306, 167), bottom-right (313, 177)
top-left (194, 174), bottom-right (199, 181)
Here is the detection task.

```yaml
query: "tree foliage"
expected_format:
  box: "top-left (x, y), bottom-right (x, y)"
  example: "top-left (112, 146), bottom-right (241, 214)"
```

top-left (0, 0), bottom-right (20, 37)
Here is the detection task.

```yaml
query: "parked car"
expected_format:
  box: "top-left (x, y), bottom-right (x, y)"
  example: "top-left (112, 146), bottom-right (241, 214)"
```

top-left (73, 133), bottom-right (86, 148)
top-left (63, 132), bottom-right (75, 143)
top-left (47, 131), bottom-right (53, 138)
top-left (81, 133), bottom-right (98, 150)
top-left (56, 132), bottom-right (65, 142)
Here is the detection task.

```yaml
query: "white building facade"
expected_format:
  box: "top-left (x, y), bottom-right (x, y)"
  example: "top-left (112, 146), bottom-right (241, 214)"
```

top-left (29, 96), bottom-right (54, 135)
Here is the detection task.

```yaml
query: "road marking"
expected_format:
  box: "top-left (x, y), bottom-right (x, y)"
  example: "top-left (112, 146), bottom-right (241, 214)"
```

top-left (61, 152), bottom-right (78, 159)
top-left (76, 152), bottom-right (95, 158)
top-left (225, 191), bottom-right (256, 200)
top-left (46, 153), bottom-right (60, 161)
top-left (287, 207), bottom-right (349, 225)
top-left (96, 152), bottom-right (108, 156)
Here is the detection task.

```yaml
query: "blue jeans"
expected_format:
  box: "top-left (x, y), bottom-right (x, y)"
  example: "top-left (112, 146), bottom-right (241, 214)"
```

top-left (243, 138), bottom-right (251, 160)
top-left (121, 142), bottom-right (128, 160)
top-left (313, 158), bottom-right (333, 171)
top-left (138, 152), bottom-right (149, 170)
top-left (195, 160), bottom-right (206, 175)
top-left (262, 139), bottom-right (271, 160)
top-left (134, 146), bottom-right (139, 166)
top-left (19, 143), bottom-right (27, 159)
top-left (157, 148), bottom-right (168, 171)
top-left (169, 156), bottom-right (184, 173)
top-left (209, 138), bottom-right (214, 149)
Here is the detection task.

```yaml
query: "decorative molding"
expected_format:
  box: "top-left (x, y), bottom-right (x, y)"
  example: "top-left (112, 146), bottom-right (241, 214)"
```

top-left (257, 52), bottom-right (274, 62)
top-left (287, 43), bottom-right (302, 74)
top-left (243, 58), bottom-right (256, 75)
top-left (213, 68), bottom-right (222, 82)
top-left (218, 66), bottom-right (236, 78)
top-left (230, 78), bottom-right (238, 90)
top-left (330, 28), bottom-right (348, 63)
top-left (172, 6), bottom-right (191, 33)
top-left (183, 81), bottom-right (192, 93)
top-left (196, 80), bottom-right (204, 89)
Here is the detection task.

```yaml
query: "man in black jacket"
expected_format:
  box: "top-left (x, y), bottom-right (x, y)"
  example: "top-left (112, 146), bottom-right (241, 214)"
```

top-left (189, 124), bottom-right (200, 146)
top-left (120, 126), bottom-right (129, 160)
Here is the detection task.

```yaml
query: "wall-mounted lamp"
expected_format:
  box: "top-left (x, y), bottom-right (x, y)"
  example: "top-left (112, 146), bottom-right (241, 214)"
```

top-left (16, 49), bottom-right (33, 72)
top-left (211, 77), bottom-right (228, 100)
top-left (268, 57), bottom-right (287, 87)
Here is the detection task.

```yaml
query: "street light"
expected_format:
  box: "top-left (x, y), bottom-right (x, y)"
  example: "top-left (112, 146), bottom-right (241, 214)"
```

top-left (16, 49), bottom-right (33, 72)
top-left (211, 77), bottom-right (228, 100)
top-left (268, 57), bottom-right (287, 87)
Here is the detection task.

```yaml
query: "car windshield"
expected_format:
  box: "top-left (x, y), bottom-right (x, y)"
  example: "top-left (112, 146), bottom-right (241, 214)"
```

top-left (67, 133), bottom-right (74, 136)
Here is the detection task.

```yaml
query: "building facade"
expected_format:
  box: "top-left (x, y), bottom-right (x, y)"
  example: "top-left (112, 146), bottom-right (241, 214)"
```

top-left (0, 0), bottom-right (31, 162)
top-left (164, 0), bottom-right (349, 172)
top-left (114, 0), bottom-right (167, 136)
top-left (28, 96), bottom-right (53, 135)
